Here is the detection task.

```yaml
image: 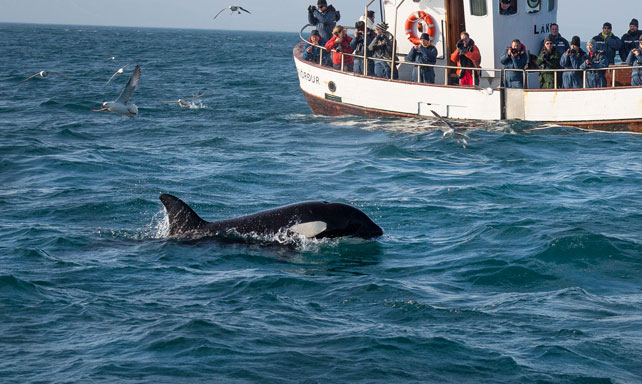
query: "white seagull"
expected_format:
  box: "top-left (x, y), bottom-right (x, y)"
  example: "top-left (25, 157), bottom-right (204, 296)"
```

top-left (105, 63), bottom-right (132, 86)
top-left (20, 71), bottom-right (69, 83)
top-left (431, 110), bottom-right (475, 149)
top-left (159, 92), bottom-right (206, 108)
top-left (94, 65), bottom-right (141, 117)
top-left (213, 5), bottom-right (251, 20)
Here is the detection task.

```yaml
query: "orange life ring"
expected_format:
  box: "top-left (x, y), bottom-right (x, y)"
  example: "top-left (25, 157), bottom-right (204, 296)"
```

top-left (404, 11), bottom-right (436, 45)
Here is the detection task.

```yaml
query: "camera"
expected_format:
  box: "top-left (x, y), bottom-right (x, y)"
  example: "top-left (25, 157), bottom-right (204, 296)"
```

top-left (568, 49), bottom-right (577, 55)
top-left (510, 48), bottom-right (520, 55)
top-left (335, 45), bottom-right (342, 52)
top-left (308, 5), bottom-right (316, 13)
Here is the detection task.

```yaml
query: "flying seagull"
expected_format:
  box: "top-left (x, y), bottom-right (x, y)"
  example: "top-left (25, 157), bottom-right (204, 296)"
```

top-left (431, 110), bottom-right (475, 149)
top-left (159, 92), bottom-right (206, 108)
top-left (213, 5), bottom-right (251, 20)
top-left (94, 65), bottom-right (141, 117)
top-left (105, 63), bottom-right (132, 86)
top-left (20, 71), bottom-right (69, 83)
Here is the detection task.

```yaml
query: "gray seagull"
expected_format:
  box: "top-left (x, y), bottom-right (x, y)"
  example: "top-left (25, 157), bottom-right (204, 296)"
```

top-left (105, 63), bottom-right (132, 86)
top-left (159, 92), bottom-right (206, 108)
top-left (213, 5), bottom-right (251, 20)
top-left (20, 71), bottom-right (69, 83)
top-left (94, 65), bottom-right (141, 117)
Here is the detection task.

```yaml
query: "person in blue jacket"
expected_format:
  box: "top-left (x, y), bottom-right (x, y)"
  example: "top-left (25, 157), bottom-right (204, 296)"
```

top-left (539, 23), bottom-right (570, 56)
top-left (350, 20), bottom-right (375, 76)
top-left (560, 36), bottom-right (587, 89)
top-left (406, 33), bottom-right (438, 83)
top-left (592, 22), bottom-right (623, 65)
top-left (303, 30), bottom-right (322, 63)
top-left (626, 35), bottom-right (642, 86)
top-left (620, 19), bottom-right (642, 62)
top-left (500, 39), bottom-right (528, 88)
top-left (307, 0), bottom-right (340, 43)
top-left (580, 40), bottom-right (609, 88)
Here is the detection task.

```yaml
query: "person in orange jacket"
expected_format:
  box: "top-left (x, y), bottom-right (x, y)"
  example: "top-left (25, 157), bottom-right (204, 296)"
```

top-left (325, 25), bottom-right (354, 72)
top-left (450, 31), bottom-right (481, 86)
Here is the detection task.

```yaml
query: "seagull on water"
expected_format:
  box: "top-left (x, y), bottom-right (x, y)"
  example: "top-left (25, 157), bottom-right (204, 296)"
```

top-left (105, 63), bottom-right (131, 86)
top-left (94, 65), bottom-right (141, 117)
top-left (431, 110), bottom-right (475, 149)
top-left (213, 5), bottom-right (251, 20)
top-left (159, 92), bottom-right (206, 108)
top-left (20, 71), bottom-right (69, 83)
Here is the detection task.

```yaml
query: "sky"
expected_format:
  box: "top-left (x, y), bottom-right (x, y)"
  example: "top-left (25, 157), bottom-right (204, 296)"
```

top-left (0, 0), bottom-right (638, 41)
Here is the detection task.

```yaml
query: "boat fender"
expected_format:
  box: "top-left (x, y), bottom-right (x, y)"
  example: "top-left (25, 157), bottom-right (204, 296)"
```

top-left (404, 11), bottom-right (436, 45)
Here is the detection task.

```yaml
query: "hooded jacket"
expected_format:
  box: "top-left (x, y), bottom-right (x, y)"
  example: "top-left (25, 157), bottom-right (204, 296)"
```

top-left (450, 39), bottom-right (481, 78)
top-left (580, 50), bottom-right (609, 88)
top-left (324, 34), bottom-right (353, 65)
top-left (620, 30), bottom-right (642, 61)
top-left (592, 32), bottom-right (623, 65)
top-left (308, 6), bottom-right (339, 42)
top-left (536, 47), bottom-right (562, 89)
top-left (560, 48), bottom-right (587, 89)
top-left (303, 37), bottom-right (322, 62)
top-left (406, 44), bottom-right (438, 83)
top-left (539, 33), bottom-right (570, 56)
top-left (500, 43), bottom-right (528, 88)
top-left (626, 48), bottom-right (642, 86)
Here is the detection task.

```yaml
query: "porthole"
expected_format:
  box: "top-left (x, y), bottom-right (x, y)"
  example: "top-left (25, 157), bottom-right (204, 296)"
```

top-left (328, 81), bottom-right (337, 93)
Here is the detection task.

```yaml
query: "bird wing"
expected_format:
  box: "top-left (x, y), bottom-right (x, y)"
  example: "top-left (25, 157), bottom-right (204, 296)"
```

top-left (213, 8), bottom-right (226, 19)
top-left (116, 65), bottom-right (141, 104)
top-left (49, 72), bottom-right (69, 78)
top-left (239, 6), bottom-right (251, 14)
top-left (159, 99), bottom-right (180, 104)
top-left (184, 92), bottom-right (206, 101)
top-left (20, 72), bottom-right (40, 82)
top-left (105, 63), bottom-right (130, 86)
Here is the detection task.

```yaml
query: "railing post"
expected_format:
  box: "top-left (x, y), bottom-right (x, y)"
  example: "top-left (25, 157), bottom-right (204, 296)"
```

top-left (583, 70), bottom-right (586, 88)
top-left (554, 69), bottom-right (558, 89)
top-left (364, 0), bottom-right (375, 76)
top-left (611, 68), bottom-right (616, 88)
top-left (390, 0), bottom-right (406, 80)
top-left (341, 52), bottom-right (344, 71)
top-left (523, 70), bottom-right (527, 89)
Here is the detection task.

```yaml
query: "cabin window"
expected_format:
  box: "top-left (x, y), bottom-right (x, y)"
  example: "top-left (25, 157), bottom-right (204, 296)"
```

top-left (499, 0), bottom-right (516, 16)
top-left (527, 0), bottom-right (541, 13)
top-left (470, 0), bottom-right (487, 16)
top-left (548, 0), bottom-right (555, 11)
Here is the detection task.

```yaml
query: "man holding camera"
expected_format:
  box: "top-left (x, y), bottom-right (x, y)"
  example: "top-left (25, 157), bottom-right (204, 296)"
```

top-left (560, 36), bottom-right (586, 89)
top-left (368, 22), bottom-right (397, 79)
top-left (620, 19), bottom-right (642, 62)
top-left (449, 31), bottom-right (481, 86)
top-left (307, 0), bottom-right (340, 43)
top-left (591, 22), bottom-right (622, 65)
top-left (625, 35), bottom-right (642, 86)
top-left (580, 39), bottom-right (608, 88)
top-left (500, 39), bottom-right (528, 88)
top-left (406, 33), bottom-right (438, 84)
top-left (350, 21), bottom-right (376, 76)
top-left (536, 37), bottom-right (562, 89)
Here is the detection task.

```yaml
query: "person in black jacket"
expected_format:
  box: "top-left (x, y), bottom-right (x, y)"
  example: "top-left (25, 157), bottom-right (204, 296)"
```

top-left (620, 19), bottom-right (642, 62)
top-left (307, 0), bottom-right (340, 43)
top-left (350, 21), bottom-right (375, 76)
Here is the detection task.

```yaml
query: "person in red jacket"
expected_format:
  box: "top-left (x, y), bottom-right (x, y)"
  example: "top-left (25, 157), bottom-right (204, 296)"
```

top-left (450, 31), bottom-right (481, 86)
top-left (325, 25), bottom-right (354, 72)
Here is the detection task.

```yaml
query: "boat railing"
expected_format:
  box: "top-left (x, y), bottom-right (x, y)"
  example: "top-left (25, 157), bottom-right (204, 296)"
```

top-left (299, 24), bottom-right (640, 90)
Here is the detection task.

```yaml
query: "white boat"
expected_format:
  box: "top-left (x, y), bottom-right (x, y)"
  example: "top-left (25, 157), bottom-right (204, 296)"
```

top-left (294, 0), bottom-right (642, 132)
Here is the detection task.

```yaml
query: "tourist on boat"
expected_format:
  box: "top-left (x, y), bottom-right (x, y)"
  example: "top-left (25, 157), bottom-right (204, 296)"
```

top-left (307, 0), bottom-right (340, 43)
top-left (368, 22), bottom-right (398, 79)
top-left (406, 33), bottom-right (438, 84)
top-left (500, 39), bottom-right (528, 88)
top-left (625, 36), bottom-right (642, 86)
top-left (560, 36), bottom-right (586, 89)
top-left (591, 22), bottom-right (623, 65)
top-left (350, 21), bottom-right (375, 76)
top-left (450, 31), bottom-right (481, 86)
top-left (539, 23), bottom-right (570, 56)
top-left (358, 10), bottom-right (376, 31)
top-left (324, 25), bottom-right (354, 72)
top-left (499, 0), bottom-right (516, 16)
top-left (580, 40), bottom-right (609, 88)
top-left (620, 19), bottom-right (642, 62)
top-left (536, 37), bottom-right (562, 89)
top-left (303, 30), bottom-right (322, 63)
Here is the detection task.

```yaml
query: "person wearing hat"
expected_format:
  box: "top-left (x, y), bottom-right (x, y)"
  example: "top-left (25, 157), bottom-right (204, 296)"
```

top-left (539, 23), bottom-right (570, 56)
top-left (560, 36), bottom-right (587, 89)
top-left (620, 18), bottom-right (642, 62)
top-left (368, 22), bottom-right (398, 79)
top-left (303, 30), bottom-right (322, 62)
top-left (625, 35), bottom-right (642, 86)
top-left (405, 33), bottom-right (438, 84)
top-left (307, 0), bottom-right (340, 43)
top-left (350, 20), bottom-right (376, 76)
top-left (536, 36), bottom-right (562, 89)
top-left (358, 10), bottom-right (376, 30)
top-left (580, 39), bottom-right (609, 88)
top-left (450, 31), bottom-right (481, 86)
top-left (591, 22), bottom-right (623, 65)
top-left (499, 0), bottom-right (516, 16)
top-left (500, 39), bottom-right (528, 88)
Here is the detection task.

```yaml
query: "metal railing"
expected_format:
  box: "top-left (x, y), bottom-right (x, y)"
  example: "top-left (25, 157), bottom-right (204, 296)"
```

top-left (298, 25), bottom-right (641, 90)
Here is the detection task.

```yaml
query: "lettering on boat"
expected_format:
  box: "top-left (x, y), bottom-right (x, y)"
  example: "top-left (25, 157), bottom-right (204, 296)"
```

top-left (299, 69), bottom-right (320, 85)
top-left (533, 23), bottom-right (552, 35)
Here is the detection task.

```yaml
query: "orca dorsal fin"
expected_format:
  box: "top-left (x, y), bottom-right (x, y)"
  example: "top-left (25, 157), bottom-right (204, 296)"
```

top-left (159, 194), bottom-right (207, 237)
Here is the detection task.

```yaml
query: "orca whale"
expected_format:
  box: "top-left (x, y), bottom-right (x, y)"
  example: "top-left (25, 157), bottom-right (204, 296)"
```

top-left (159, 194), bottom-right (383, 240)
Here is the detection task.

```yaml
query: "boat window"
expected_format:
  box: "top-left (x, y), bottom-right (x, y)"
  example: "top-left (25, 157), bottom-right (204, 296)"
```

top-left (499, 0), bottom-right (516, 16)
top-left (527, 0), bottom-right (541, 13)
top-left (470, 0), bottom-right (487, 16)
top-left (548, 0), bottom-right (555, 11)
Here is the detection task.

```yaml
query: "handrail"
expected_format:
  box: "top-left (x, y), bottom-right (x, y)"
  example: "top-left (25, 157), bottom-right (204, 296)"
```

top-left (298, 24), bottom-right (641, 90)
top-left (363, 0), bottom-right (375, 76)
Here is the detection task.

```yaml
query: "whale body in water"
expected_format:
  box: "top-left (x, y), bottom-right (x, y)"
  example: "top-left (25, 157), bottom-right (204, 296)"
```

top-left (159, 194), bottom-right (383, 240)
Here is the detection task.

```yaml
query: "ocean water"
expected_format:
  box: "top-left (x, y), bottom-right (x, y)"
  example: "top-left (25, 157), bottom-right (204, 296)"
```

top-left (1, 23), bottom-right (642, 383)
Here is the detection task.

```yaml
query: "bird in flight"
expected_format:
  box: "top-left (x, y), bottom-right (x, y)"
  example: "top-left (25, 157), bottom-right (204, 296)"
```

top-left (105, 63), bottom-right (132, 86)
top-left (159, 93), bottom-right (207, 108)
top-left (94, 65), bottom-right (141, 117)
top-left (213, 5), bottom-right (251, 20)
top-left (20, 71), bottom-right (69, 83)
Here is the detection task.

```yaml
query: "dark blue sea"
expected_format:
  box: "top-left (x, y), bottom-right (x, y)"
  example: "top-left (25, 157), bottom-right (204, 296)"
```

top-left (1, 23), bottom-right (642, 383)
